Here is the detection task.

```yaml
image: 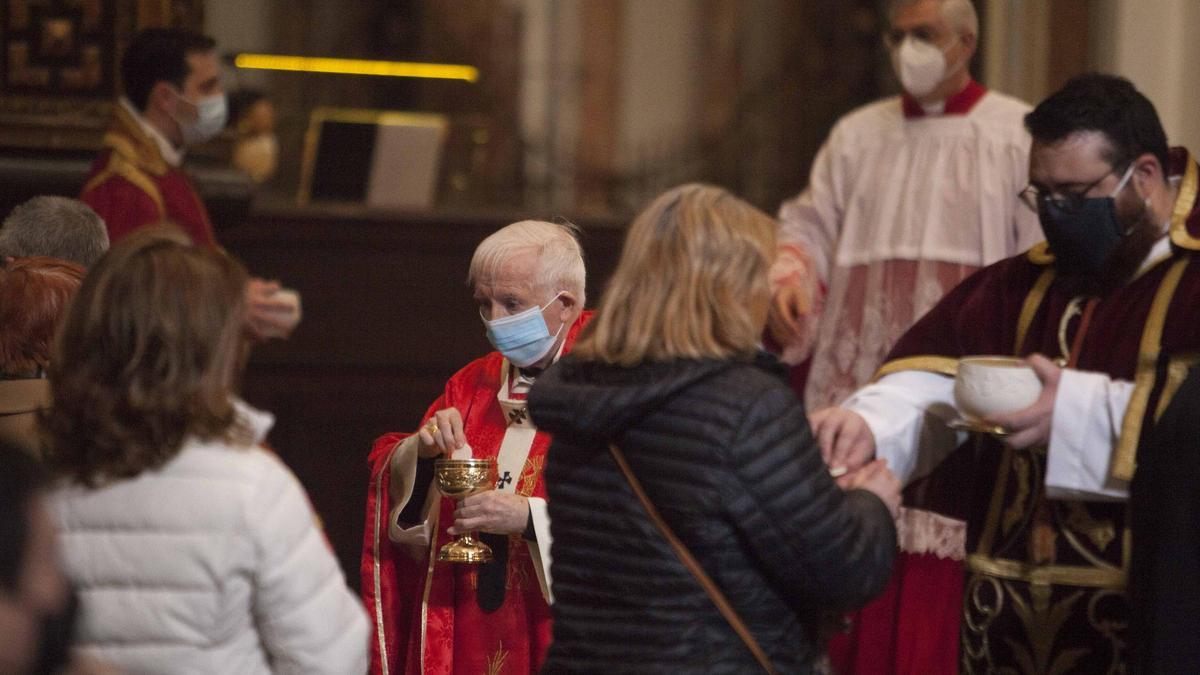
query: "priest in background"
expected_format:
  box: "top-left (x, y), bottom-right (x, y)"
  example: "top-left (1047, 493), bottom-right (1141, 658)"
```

top-left (81, 28), bottom-right (225, 247)
top-left (81, 28), bottom-right (298, 341)
top-left (362, 220), bottom-right (590, 675)
top-left (815, 73), bottom-right (1200, 673)
top-left (767, 0), bottom-right (1040, 671)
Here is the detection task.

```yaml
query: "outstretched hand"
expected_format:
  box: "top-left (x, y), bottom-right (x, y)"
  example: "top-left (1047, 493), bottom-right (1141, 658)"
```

top-left (809, 407), bottom-right (876, 474)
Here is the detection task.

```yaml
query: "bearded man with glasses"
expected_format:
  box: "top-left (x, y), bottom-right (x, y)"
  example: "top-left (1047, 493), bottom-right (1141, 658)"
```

top-left (810, 73), bottom-right (1200, 673)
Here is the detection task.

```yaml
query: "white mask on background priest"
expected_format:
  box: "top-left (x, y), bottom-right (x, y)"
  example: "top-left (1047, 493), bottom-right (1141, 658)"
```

top-left (123, 29), bottom-right (227, 149)
top-left (884, 0), bottom-right (978, 103)
top-left (469, 221), bottom-right (586, 371)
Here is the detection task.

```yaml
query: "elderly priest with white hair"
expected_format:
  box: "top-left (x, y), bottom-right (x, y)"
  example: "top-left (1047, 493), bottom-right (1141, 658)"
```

top-left (361, 220), bottom-right (590, 675)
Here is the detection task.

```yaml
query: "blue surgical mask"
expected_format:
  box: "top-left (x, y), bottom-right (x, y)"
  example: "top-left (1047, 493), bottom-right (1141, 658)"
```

top-left (483, 292), bottom-right (565, 367)
top-left (171, 89), bottom-right (228, 145)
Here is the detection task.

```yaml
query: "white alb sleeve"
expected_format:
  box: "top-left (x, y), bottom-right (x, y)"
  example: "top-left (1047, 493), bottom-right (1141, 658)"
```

top-left (841, 371), bottom-right (963, 485)
top-left (1044, 369), bottom-right (1134, 501)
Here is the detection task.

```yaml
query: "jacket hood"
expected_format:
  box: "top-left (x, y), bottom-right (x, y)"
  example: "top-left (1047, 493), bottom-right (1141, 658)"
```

top-left (528, 351), bottom-right (787, 448)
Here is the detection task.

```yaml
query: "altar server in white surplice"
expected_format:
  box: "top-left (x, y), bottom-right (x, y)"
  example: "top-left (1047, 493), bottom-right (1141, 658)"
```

top-left (764, 1), bottom-right (1041, 673)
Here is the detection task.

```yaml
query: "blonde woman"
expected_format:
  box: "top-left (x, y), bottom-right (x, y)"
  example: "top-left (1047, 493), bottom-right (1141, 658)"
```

top-left (42, 228), bottom-right (368, 674)
top-left (529, 184), bottom-right (899, 673)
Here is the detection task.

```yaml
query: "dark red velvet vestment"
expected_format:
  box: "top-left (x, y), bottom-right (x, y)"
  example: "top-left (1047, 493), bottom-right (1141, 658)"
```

top-left (874, 149), bottom-right (1200, 674)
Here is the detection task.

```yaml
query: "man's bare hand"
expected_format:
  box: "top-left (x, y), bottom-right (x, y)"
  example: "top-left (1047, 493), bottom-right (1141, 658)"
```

top-left (450, 491), bottom-right (528, 535)
top-left (417, 407), bottom-right (466, 457)
top-left (809, 407), bottom-right (876, 473)
top-left (245, 278), bottom-right (301, 341)
top-left (986, 354), bottom-right (1061, 449)
top-left (767, 284), bottom-right (811, 345)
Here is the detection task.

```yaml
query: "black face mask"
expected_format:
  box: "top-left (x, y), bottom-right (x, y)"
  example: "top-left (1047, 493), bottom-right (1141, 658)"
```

top-left (1038, 196), bottom-right (1129, 276)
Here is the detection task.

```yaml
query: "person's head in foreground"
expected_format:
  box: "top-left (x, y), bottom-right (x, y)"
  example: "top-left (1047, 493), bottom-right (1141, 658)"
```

top-left (1023, 73), bottom-right (1174, 295)
top-left (0, 441), bottom-right (73, 675)
top-left (885, 0), bottom-right (979, 104)
top-left (468, 220), bottom-right (586, 369)
top-left (573, 183), bottom-right (775, 364)
top-left (528, 183), bottom-right (899, 672)
top-left (0, 197), bottom-right (108, 269)
top-left (43, 226), bottom-right (248, 485)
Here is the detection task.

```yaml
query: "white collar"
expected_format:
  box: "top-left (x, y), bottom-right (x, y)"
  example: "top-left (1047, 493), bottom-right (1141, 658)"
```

top-left (232, 399), bottom-right (275, 444)
top-left (921, 100), bottom-right (946, 115)
top-left (119, 97), bottom-right (185, 167)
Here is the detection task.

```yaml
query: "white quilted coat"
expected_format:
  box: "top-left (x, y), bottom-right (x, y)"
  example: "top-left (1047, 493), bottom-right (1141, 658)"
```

top-left (48, 402), bottom-right (368, 674)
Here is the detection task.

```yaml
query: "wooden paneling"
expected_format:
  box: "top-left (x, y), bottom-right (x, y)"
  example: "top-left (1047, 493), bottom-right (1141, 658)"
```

top-left (221, 203), bottom-right (625, 588)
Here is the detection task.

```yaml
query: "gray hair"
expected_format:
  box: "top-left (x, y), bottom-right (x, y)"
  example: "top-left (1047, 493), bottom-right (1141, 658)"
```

top-left (0, 196), bottom-right (109, 269)
top-left (468, 220), bottom-right (586, 306)
top-left (889, 0), bottom-right (979, 38)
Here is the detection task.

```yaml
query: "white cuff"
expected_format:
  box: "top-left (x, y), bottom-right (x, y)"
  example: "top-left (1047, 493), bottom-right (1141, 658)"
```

top-left (387, 435), bottom-right (437, 545)
top-left (526, 497), bottom-right (554, 604)
top-left (1045, 370), bottom-right (1132, 501)
top-left (843, 371), bottom-right (960, 485)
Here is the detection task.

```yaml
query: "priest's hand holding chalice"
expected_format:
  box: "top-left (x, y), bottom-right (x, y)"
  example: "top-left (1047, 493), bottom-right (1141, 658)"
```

top-left (417, 408), bottom-right (529, 563)
top-left (956, 353), bottom-right (1061, 449)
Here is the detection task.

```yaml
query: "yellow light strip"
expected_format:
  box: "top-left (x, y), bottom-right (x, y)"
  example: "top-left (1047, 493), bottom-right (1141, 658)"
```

top-left (234, 53), bottom-right (478, 83)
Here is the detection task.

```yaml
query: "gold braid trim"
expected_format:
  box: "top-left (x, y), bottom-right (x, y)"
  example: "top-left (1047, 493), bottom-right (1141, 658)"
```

top-left (1153, 353), bottom-right (1200, 422)
top-left (1168, 153), bottom-right (1200, 250)
top-left (966, 553), bottom-right (1126, 590)
top-left (1014, 268), bottom-right (1056, 355)
top-left (873, 355), bottom-right (959, 381)
top-left (370, 443), bottom-right (398, 675)
top-left (1112, 257), bottom-right (1190, 481)
top-left (1026, 241), bottom-right (1054, 265)
top-left (82, 152), bottom-right (166, 216)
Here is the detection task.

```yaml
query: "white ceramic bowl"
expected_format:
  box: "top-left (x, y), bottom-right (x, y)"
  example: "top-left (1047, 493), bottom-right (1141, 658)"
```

top-left (953, 356), bottom-right (1042, 421)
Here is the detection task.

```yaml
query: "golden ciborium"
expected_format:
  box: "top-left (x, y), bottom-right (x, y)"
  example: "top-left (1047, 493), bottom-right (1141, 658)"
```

top-left (434, 458), bottom-right (497, 563)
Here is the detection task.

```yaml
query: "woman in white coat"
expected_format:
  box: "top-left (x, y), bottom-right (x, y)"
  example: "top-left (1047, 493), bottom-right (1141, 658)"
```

top-left (42, 227), bottom-right (368, 674)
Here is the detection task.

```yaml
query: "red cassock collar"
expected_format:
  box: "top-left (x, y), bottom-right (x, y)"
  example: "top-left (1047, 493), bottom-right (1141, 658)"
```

top-left (901, 79), bottom-right (987, 118)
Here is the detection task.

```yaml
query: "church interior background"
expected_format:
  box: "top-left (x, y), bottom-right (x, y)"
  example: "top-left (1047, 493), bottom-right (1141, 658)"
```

top-left (2, 0), bottom-right (1197, 586)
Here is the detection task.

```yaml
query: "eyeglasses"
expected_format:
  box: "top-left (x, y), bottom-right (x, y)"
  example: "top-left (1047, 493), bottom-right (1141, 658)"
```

top-left (1018, 165), bottom-right (1130, 215)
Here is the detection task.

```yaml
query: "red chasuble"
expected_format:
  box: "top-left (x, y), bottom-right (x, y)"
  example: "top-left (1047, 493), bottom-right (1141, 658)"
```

top-left (80, 104), bottom-right (217, 247)
top-left (362, 313), bottom-right (591, 675)
top-left (873, 148), bottom-right (1200, 673)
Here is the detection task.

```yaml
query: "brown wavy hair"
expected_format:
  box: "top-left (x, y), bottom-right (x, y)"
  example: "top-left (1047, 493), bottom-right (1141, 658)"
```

top-left (0, 256), bottom-right (85, 376)
top-left (42, 227), bottom-right (249, 486)
top-left (571, 183), bottom-right (776, 365)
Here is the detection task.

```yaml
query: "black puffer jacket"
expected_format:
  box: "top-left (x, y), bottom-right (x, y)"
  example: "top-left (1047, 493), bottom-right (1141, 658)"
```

top-left (529, 353), bottom-right (896, 674)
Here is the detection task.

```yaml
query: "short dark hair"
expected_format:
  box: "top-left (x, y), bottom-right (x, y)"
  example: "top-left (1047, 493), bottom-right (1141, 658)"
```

top-left (0, 441), bottom-right (47, 592)
top-left (1024, 73), bottom-right (1169, 176)
top-left (121, 28), bottom-right (217, 111)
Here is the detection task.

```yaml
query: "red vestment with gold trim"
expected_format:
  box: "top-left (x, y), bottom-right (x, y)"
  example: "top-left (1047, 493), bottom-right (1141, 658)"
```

top-left (362, 313), bottom-right (591, 675)
top-left (871, 148), bottom-right (1200, 674)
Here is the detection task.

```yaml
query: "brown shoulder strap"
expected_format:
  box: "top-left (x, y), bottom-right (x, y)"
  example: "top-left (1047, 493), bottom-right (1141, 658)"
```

top-left (608, 443), bottom-right (778, 675)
